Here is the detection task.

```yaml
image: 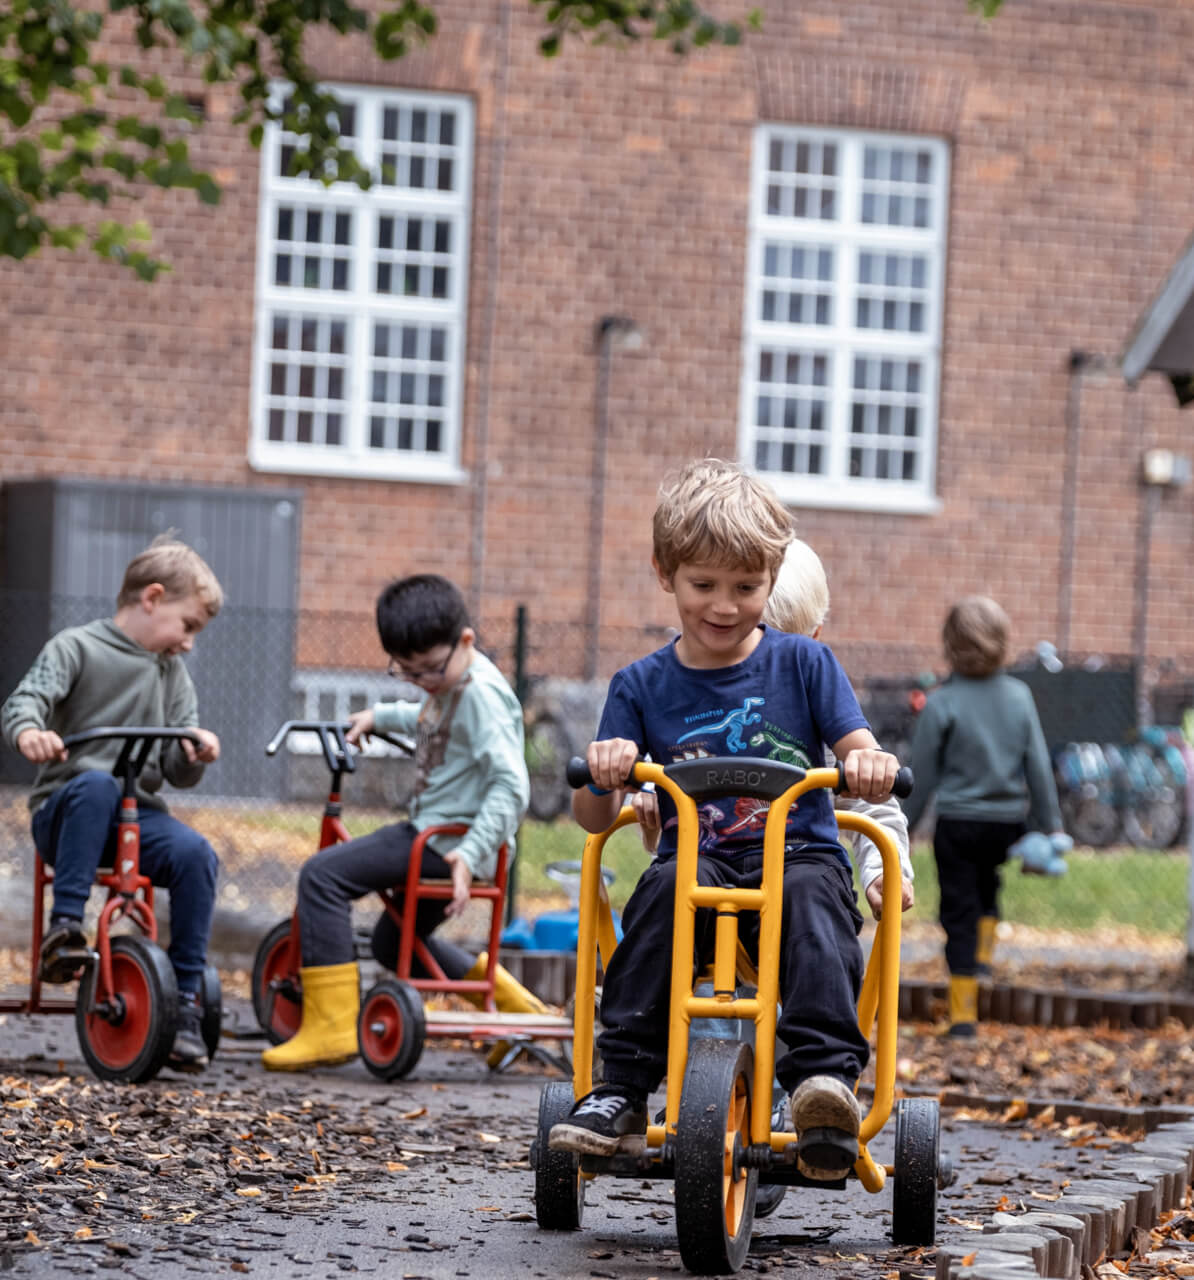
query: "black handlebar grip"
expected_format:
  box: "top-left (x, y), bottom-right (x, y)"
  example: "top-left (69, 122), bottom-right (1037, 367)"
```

top-left (566, 756), bottom-right (594, 789)
top-left (835, 762), bottom-right (914, 798)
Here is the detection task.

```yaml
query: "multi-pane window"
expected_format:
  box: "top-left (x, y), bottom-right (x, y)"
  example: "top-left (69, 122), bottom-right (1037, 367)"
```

top-left (741, 127), bottom-right (948, 511)
top-left (251, 86), bottom-right (473, 482)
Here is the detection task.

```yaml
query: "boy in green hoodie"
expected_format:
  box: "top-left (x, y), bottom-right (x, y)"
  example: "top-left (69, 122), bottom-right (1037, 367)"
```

top-left (1, 535), bottom-right (223, 1071)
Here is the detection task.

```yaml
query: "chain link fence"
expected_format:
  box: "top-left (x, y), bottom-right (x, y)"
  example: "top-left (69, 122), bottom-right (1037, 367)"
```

top-left (0, 591), bottom-right (1191, 997)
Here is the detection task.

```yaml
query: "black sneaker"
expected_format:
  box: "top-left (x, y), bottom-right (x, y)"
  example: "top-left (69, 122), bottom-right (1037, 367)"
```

top-left (548, 1085), bottom-right (648, 1156)
top-left (168, 992), bottom-right (209, 1073)
top-left (39, 918), bottom-right (87, 984)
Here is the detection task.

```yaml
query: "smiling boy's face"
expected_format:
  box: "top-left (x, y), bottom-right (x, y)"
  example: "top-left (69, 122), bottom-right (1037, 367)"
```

top-left (122, 585), bottom-right (212, 657)
top-left (655, 557), bottom-right (771, 669)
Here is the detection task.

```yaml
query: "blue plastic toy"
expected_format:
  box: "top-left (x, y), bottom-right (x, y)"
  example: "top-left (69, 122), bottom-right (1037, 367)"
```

top-left (1007, 830), bottom-right (1071, 876)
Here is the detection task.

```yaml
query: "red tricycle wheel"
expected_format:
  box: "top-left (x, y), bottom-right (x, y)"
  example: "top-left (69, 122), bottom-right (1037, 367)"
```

top-left (251, 919), bottom-right (302, 1044)
top-left (358, 978), bottom-right (426, 1081)
top-left (75, 934), bottom-right (178, 1084)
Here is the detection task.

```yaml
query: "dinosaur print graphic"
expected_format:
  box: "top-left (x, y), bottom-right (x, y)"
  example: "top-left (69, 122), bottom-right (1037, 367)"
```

top-left (677, 698), bottom-right (765, 754)
top-left (748, 730), bottom-right (813, 770)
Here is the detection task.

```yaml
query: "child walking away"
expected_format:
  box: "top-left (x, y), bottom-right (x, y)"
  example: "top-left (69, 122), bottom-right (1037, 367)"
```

top-left (1, 535), bottom-right (223, 1072)
top-left (549, 459), bottom-right (898, 1182)
top-left (900, 595), bottom-right (1065, 1038)
top-left (261, 574), bottom-right (531, 1072)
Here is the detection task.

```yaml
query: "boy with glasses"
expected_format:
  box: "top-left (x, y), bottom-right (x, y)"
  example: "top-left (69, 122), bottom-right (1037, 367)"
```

top-left (262, 574), bottom-right (530, 1072)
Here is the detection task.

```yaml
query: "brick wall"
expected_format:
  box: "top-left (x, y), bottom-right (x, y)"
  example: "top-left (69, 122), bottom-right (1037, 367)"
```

top-left (3, 0), bottom-right (1194, 690)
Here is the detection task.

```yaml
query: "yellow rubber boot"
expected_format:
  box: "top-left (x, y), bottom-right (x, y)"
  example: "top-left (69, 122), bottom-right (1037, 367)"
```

top-left (976, 916), bottom-right (997, 976)
top-left (262, 962), bottom-right (361, 1072)
top-left (947, 974), bottom-right (978, 1040)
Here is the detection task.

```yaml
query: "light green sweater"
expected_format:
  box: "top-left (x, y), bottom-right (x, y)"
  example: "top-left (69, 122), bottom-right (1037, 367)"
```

top-left (372, 650), bottom-right (530, 881)
top-left (1, 619), bottom-right (206, 814)
top-left (900, 672), bottom-right (1063, 834)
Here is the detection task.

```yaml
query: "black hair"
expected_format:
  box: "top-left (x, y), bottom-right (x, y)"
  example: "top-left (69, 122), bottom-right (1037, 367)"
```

top-left (375, 574), bottom-right (470, 657)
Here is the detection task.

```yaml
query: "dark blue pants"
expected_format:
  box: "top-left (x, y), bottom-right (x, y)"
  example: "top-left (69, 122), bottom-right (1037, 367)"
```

top-left (934, 816), bottom-right (1024, 976)
top-left (296, 820), bottom-right (467, 975)
top-left (597, 848), bottom-right (868, 1096)
top-left (32, 771), bottom-right (219, 995)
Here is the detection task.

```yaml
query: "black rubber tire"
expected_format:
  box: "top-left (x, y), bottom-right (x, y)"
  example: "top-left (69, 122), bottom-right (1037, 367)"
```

top-left (1060, 788), bottom-right (1120, 849)
top-left (251, 918), bottom-right (303, 1045)
top-left (200, 963), bottom-right (222, 1062)
top-left (357, 978), bottom-right (426, 1080)
top-left (533, 1080), bottom-right (585, 1230)
top-left (526, 711), bottom-right (574, 822)
top-left (75, 935), bottom-right (179, 1084)
top-left (674, 1038), bottom-right (758, 1274)
top-left (891, 1096), bottom-right (940, 1246)
top-left (1122, 788), bottom-right (1184, 850)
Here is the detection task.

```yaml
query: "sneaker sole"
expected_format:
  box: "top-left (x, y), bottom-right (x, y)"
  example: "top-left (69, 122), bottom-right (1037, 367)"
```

top-left (796, 1126), bottom-right (858, 1179)
top-left (791, 1091), bottom-right (860, 1136)
top-left (547, 1123), bottom-right (645, 1157)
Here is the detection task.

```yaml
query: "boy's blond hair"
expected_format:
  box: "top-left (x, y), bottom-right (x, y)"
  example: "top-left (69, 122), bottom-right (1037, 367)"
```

top-left (652, 458), bottom-right (793, 580)
top-left (943, 595), bottom-right (1009, 678)
top-left (117, 533), bottom-right (224, 616)
top-left (763, 538), bottom-right (828, 637)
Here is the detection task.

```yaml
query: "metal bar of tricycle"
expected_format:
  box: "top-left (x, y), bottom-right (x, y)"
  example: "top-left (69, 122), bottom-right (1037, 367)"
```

top-left (658, 766), bottom-right (714, 1135)
top-left (832, 809), bottom-right (904, 1145)
top-left (572, 808), bottom-right (640, 1102)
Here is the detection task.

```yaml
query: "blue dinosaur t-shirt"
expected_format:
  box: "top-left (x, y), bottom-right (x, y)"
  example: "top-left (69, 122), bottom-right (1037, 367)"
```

top-left (596, 626), bottom-right (868, 863)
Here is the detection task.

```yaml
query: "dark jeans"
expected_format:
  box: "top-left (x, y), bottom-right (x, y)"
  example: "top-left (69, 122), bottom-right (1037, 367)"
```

top-left (934, 816), bottom-right (1026, 975)
top-left (296, 820), bottom-right (472, 977)
top-left (597, 848), bottom-right (868, 1096)
top-left (32, 771), bottom-right (219, 995)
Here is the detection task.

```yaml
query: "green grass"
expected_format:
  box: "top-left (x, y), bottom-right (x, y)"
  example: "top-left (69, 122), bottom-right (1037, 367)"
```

top-left (513, 821), bottom-right (1190, 938)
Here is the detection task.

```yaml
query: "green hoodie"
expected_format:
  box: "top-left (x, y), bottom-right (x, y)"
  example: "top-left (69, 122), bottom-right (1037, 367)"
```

top-left (1, 619), bottom-right (206, 814)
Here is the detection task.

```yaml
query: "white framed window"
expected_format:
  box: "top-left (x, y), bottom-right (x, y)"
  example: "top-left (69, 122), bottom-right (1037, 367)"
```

top-left (739, 127), bottom-right (948, 513)
top-left (250, 85), bottom-right (473, 483)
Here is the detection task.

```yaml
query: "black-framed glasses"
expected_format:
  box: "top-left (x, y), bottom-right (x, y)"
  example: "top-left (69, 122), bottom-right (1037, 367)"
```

top-left (387, 638), bottom-right (458, 685)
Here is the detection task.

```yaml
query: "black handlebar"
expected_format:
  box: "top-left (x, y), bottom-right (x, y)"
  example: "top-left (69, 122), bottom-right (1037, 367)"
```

top-left (59, 726), bottom-right (203, 792)
top-left (265, 720), bottom-right (415, 776)
top-left (565, 755), bottom-right (913, 799)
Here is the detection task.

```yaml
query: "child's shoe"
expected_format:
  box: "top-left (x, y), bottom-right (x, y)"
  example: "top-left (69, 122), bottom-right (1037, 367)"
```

top-left (790, 1075), bottom-right (861, 1180)
top-left (39, 916), bottom-right (87, 984)
top-left (168, 991), bottom-right (210, 1073)
top-left (548, 1084), bottom-right (648, 1156)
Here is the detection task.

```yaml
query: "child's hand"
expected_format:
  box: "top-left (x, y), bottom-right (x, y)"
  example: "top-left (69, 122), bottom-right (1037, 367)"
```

top-left (345, 708), bottom-right (376, 746)
top-left (181, 728), bottom-right (220, 764)
top-left (16, 728), bottom-right (67, 764)
top-left (841, 748), bottom-right (898, 802)
top-left (441, 851), bottom-right (473, 918)
top-left (864, 874), bottom-right (915, 920)
top-left (630, 787), bottom-right (661, 854)
top-left (587, 738), bottom-right (640, 793)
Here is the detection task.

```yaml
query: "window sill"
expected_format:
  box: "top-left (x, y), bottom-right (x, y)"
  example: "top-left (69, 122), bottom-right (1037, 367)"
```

top-left (248, 443), bottom-right (467, 486)
top-left (762, 479), bottom-right (943, 516)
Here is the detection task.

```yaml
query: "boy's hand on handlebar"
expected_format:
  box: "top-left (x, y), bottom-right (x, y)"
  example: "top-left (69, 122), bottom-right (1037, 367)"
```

top-left (841, 747), bottom-right (899, 802)
top-left (345, 708), bottom-right (375, 746)
top-left (441, 851), bottom-right (473, 918)
top-left (181, 728), bottom-right (220, 764)
top-left (864, 874), bottom-right (915, 921)
top-left (16, 728), bottom-right (67, 764)
top-left (587, 738), bottom-right (639, 794)
top-left (630, 787), bottom-right (662, 854)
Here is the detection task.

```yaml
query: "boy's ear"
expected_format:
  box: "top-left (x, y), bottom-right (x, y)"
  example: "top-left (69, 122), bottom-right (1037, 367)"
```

top-left (140, 583), bottom-right (166, 610)
top-left (458, 626), bottom-right (476, 650)
top-left (651, 556), bottom-right (675, 594)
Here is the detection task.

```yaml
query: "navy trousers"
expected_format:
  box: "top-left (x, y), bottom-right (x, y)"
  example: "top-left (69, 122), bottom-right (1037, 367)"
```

top-left (32, 771), bottom-right (218, 995)
top-left (934, 816), bottom-right (1025, 975)
top-left (597, 847), bottom-right (868, 1096)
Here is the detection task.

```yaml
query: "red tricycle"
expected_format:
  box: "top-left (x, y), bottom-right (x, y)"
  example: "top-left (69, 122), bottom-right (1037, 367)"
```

top-left (0, 726), bottom-right (222, 1083)
top-left (251, 719), bottom-right (574, 1079)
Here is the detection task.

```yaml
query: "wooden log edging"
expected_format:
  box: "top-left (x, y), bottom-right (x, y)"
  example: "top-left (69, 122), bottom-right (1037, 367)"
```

top-left (931, 1117), bottom-right (1194, 1280)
